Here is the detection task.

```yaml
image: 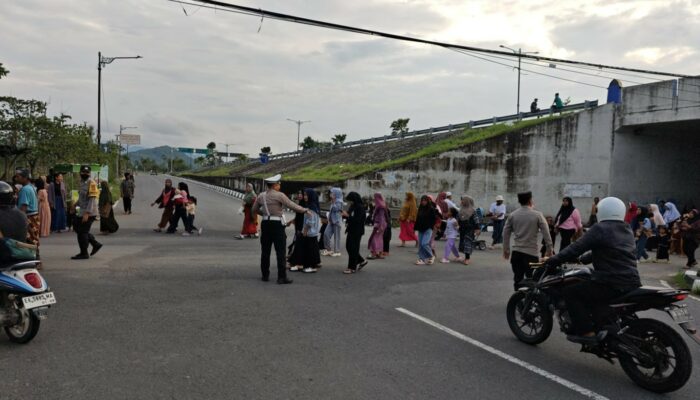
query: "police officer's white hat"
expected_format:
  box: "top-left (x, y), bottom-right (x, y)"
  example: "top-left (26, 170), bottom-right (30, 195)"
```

top-left (264, 174), bottom-right (282, 184)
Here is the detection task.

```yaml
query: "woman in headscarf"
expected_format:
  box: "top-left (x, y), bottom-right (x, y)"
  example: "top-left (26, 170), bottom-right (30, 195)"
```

top-left (286, 190), bottom-right (306, 269)
top-left (36, 178), bottom-right (51, 238)
top-left (367, 192), bottom-right (388, 259)
top-left (680, 209), bottom-right (700, 268)
top-left (237, 183), bottom-right (258, 239)
top-left (662, 201), bottom-right (681, 226)
top-left (635, 206), bottom-right (652, 262)
top-left (458, 195), bottom-right (480, 265)
top-left (554, 196), bottom-right (582, 251)
top-left (624, 202), bottom-right (638, 225)
top-left (434, 192), bottom-right (449, 240)
top-left (322, 187), bottom-right (344, 256)
top-left (342, 192), bottom-right (368, 274)
top-left (398, 192), bottom-right (418, 247)
top-left (649, 204), bottom-right (666, 228)
top-left (296, 188), bottom-right (321, 273)
top-left (98, 180), bottom-right (119, 234)
top-left (414, 195), bottom-right (438, 265)
top-left (151, 178), bottom-right (175, 232)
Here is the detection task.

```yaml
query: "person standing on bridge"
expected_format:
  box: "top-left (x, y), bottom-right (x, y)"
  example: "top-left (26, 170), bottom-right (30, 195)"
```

top-left (71, 165), bottom-right (102, 260)
top-left (236, 183), bottom-right (259, 239)
top-left (503, 191), bottom-right (552, 290)
top-left (252, 175), bottom-right (309, 284)
top-left (322, 187), bottom-right (343, 257)
top-left (551, 93), bottom-right (564, 112)
top-left (151, 178), bottom-right (175, 233)
top-left (120, 172), bottom-right (135, 215)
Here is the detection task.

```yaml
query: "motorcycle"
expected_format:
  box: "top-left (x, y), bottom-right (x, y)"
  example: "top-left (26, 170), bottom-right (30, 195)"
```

top-left (0, 259), bottom-right (56, 344)
top-left (506, 262), bottom-right (700, 393)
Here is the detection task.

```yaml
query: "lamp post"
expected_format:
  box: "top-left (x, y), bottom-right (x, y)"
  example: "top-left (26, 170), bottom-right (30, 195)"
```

top-left (97, 52), bottom-right (142, 149)
top-left (499, 45), bottom-right (538, 116)
top-left (287, 119), bottom-right (311, 152)
top-left (217, 142), bottom-right (236, 162)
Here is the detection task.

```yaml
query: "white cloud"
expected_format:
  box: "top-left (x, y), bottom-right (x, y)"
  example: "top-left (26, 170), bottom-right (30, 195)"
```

top-left (0, 0), bottom-right (697, 154)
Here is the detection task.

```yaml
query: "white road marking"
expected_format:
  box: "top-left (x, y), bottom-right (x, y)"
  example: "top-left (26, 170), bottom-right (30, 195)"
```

top-left (660, 280), bottom-right (700, 302)
top-left (396, 307), bottom-right (610, 400)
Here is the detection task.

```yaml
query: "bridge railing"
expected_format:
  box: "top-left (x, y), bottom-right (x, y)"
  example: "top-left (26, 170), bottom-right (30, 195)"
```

top-left (221, 100), bottom-right (598, 165)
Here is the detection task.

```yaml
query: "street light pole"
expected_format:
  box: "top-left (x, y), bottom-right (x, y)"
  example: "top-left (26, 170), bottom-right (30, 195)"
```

top-left (97, 52), bottom-right (142, 149)
top-left (500, 45), bottom-right (538, 116)
top-left (287, 119), bottom-right (311, 152)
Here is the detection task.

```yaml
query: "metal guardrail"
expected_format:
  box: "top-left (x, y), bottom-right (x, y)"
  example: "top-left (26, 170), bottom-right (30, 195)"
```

top-left (218, 100), bottom-right (598, 166)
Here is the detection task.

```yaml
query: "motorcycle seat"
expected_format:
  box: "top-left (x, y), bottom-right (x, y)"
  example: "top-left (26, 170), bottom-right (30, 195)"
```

top-left (610, 286), bottom-right (675, 303)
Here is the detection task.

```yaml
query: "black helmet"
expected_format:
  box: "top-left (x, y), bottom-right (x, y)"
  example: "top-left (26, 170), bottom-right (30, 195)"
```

top-left (0, 181), bottom-right (14, 206)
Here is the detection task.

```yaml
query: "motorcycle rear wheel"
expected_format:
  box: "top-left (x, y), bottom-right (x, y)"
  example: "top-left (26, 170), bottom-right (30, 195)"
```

top-left (618, 318), bottom-right (692, 393)
top-left (4, 307), bottom-right (40, 344)
top-left (507, 291), bottom-right (553, 345)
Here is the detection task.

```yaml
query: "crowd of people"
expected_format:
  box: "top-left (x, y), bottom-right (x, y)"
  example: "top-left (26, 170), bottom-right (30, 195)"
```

top-left (238, 174), bottom-right (699, 286)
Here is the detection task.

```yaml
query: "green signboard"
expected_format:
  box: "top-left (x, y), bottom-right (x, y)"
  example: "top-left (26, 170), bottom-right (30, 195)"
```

top-left (176, 147), bottom-right (209, 154)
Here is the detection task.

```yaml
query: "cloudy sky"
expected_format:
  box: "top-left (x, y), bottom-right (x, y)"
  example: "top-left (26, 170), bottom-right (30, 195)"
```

top-left (1, 0), bottom-right (698, 154)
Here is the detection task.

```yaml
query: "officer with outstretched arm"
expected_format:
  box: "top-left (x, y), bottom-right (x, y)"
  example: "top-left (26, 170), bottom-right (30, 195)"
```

top-left (252, 175), bottom-right (309, 284)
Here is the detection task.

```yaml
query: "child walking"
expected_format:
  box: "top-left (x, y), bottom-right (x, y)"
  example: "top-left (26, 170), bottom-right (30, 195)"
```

top-left (441, 208), bottom-right (461, 263)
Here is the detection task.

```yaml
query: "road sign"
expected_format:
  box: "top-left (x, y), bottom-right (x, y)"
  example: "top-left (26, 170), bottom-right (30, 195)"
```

top-left (118, 134), bottom-right (141, 145)
top-left (216, 152), bottom-right (244, 158)
top-left (176, 147), bottom-right (209, 154)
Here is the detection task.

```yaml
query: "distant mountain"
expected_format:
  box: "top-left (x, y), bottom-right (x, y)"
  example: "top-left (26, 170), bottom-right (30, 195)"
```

top-left (127, 146), bottom-right (194, 165)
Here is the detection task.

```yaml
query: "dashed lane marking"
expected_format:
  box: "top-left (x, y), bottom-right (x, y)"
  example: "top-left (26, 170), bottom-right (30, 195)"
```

top-left (396, 307), bottom-right (609, 400)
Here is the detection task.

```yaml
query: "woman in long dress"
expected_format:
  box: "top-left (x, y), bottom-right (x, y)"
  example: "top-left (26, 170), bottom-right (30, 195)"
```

top-left (367, 192), bottom-right (387, 259)
top-left (398, 192), bottom-right (418, 246)
top-left (237, 183), bottom-right (258, 239)
top-left (99, 181), bottom-right (119, 234)
top-left (36, 178), bottom-right (52, 238)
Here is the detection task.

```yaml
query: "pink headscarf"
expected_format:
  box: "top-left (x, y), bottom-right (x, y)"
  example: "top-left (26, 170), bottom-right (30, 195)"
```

top-left (435, 192), bottom-right (448, 216)
top-left (373, 192), bottom-right (386, 210)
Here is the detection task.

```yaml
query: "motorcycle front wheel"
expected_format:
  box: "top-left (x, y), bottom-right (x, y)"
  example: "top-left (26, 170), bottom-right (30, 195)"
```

top-left (618, 318), bottom-right (692, 393)
top-left (506, 291), bottom-right (553, 345)
top-left (4, 307), bottom-right (40, 344)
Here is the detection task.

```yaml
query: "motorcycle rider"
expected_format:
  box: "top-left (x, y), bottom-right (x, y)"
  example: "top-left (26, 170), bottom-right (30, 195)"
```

top-left (0, 181), bottom-right (29, 263)
top-left (543, 196), bottom-right (642, 343)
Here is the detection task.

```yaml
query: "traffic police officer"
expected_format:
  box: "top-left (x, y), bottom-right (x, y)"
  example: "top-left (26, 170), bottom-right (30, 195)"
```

top-left (71, 165), bottom-right (103, 259)
top-left (252, 175), bottom-right (308, 284)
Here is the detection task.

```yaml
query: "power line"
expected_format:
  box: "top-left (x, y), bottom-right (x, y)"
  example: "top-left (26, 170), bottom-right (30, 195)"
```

top-left (170, 0), bottom-right (692, 79)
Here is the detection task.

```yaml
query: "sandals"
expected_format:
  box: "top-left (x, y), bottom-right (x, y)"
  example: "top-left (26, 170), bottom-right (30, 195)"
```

top-left (415, 259), bottom-right (426, 265)
top-left (343, 269), bottom-right (356, 274)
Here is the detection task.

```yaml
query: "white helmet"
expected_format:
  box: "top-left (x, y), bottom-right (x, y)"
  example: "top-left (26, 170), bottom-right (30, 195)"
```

top-left (597, 197), bottom-right (626, 222)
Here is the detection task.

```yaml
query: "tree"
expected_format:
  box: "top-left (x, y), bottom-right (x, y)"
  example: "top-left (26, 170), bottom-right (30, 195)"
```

top-left (260, 146), bottom-right (271, 154)
top-left (194, 156), bottom-right (206, 166)
top-left (301, 136), bottom-right (320, 150)
top-left (0, 63), bottom-right (8, 80)
top-left (204, 142), bottom-right (218, 166)
top-left (390, 118), bottom-right (410, 136)
top-left (331, 134), bottom-right (347, 145)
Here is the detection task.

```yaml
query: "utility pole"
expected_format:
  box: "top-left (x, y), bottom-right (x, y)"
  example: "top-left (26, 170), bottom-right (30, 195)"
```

top-left (217, 142), bottom-right (236, 162)
top-left (500, 45), bottom-right (538, 116)
top-left (287, 119), bottom-right (311, 152)
top-left (97, 52), bottom-right (142, 149)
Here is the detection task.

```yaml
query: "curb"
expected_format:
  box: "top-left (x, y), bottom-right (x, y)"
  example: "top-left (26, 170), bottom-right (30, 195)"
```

top-left (683, 270), bottom-right (700, 292)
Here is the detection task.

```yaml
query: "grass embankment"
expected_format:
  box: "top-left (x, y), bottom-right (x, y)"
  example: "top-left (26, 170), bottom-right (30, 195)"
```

top-left (673, 271), bottom-right (700, 294)
top-left (188, 116), bottom-right (560, 182)
top-left (282, 117), bottom-right (559, 182)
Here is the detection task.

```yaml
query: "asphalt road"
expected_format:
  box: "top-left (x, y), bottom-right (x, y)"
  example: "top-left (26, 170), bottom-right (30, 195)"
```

top-left (1, 174), bottom-right (699, 400)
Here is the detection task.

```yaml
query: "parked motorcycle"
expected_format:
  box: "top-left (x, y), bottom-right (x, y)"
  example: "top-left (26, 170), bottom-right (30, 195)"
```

top-left (506, 262), bottom-right (700, 393)
top-left (0, 260), bottom-right (56, 343)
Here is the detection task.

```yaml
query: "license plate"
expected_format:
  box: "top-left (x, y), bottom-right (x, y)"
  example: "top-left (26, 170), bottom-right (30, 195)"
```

top-left (22, 292), bottom-right (56, 310)
top-left (669, 305), bottom-right (693, 324)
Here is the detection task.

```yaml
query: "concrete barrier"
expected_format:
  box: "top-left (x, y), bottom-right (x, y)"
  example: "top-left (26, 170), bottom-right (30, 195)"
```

top-left (683, 270), bottom-right (700, 293)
